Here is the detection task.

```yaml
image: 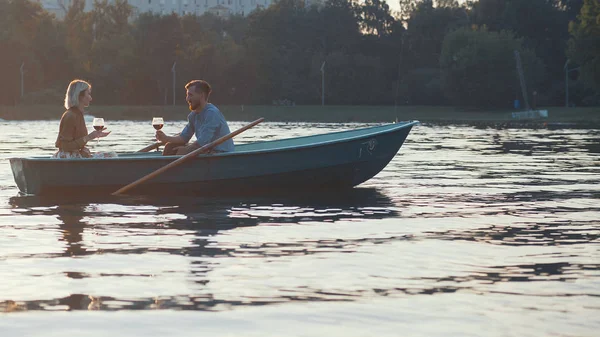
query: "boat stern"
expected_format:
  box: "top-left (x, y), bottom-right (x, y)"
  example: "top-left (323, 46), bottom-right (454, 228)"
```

top-left (9, 158), bottom-right (40, 195)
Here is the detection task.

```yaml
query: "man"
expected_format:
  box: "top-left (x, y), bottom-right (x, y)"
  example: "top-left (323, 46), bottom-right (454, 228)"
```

top-left (156, 80), bottom-right (234, 155)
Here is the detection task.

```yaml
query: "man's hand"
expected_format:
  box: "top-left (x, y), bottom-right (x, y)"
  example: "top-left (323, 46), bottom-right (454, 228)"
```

top-left (155, 130), bottom-right (168, 143)
top-left (175, 143), bottom-right (200, 155)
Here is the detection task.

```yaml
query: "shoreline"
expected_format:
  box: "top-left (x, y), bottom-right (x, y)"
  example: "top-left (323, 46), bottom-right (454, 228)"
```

top-left (1, 105), bottom-right (599, 126)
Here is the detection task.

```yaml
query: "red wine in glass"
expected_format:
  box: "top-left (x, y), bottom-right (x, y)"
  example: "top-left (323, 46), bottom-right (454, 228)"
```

top-left (152, 117), bottom-right (164, 131)
top-left (92, 118), bottom-right (105, 145)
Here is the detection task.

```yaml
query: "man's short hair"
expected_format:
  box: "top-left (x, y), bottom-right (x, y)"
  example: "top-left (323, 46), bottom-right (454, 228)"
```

top-left (185, 80), bottom-right (211, 96)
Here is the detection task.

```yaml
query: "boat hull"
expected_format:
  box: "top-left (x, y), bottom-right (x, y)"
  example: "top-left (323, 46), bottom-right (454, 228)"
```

top-left (10, 122), bottom-right (417, 196)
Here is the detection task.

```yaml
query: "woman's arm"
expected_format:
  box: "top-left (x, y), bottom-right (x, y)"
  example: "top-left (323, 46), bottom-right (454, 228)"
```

top-left (56, 113), bottom-right (108, 151)
top-left (59, 134), bottom-right (93, 151)
top-left (56, 114), bottom-right (90, 151)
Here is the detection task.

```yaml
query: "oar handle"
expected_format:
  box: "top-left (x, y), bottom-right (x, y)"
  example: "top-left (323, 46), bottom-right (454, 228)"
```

top-left (113, 118), bottom-right (264, 195)
top-left (137, 142), bottom-right (166, 153)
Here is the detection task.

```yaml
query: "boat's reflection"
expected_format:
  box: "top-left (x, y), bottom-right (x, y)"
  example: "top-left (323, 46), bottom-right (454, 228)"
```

top-left (9, 187), bottom-right (396, 257)
top-left (10, 187), bottom-right (395, 227)
top-left (6, 188), bottom-right (396, 311)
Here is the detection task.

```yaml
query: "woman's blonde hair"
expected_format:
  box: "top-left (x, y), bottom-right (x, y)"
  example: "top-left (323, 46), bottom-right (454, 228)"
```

top-left (64, 79), bottom-right (91, 110)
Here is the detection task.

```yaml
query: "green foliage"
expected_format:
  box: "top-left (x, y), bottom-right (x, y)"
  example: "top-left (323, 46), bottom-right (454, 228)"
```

top-left (469, 0), bottom-right (580, 105)
top-left (405, 0), bottom-right (470, 68)
top-left (0, 0), bottom-right (57, 103)
top-left (440, 27), bottom-right (545, 108)
top-left (0, 0), bottom-right (596, 107)
top-left (359, 0), bottom-right (395, 37)
top-left (403, 68), bottom-right (444, 105)
top-left (568, 0), bottom-right (600, 94)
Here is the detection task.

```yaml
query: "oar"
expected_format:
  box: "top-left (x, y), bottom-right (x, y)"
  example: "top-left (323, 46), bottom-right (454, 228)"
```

top-left (137, 142), bottom-right (165, 153)
top-left (112, 118), bottom-right (264, 195)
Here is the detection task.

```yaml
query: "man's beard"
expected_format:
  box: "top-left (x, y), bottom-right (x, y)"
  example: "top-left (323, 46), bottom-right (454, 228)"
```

top-left (188, 101), bottom-right (200, 111)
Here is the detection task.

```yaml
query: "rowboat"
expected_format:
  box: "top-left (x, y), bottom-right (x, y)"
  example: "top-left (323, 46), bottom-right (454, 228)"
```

top-left (9, 121), bottom-right (418, 196)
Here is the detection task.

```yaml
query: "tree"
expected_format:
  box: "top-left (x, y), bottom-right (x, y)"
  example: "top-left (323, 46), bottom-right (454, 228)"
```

top-left (440, 27), bottom-right (545, 108)
top-left (470, 0), bottom-right (576, 105)
top-left (322, 0), bottom-right (361, 54)
top-left (0, 0), bottom-right (66, 104)
top-left (64, 0), bottom-right (96, 80)
top-left (359, 0), bottom-right (395, 37)
top-left (86, 0), bottom-right (136, 104)
top-left (404, 0), bottom-right (469, 68)
top-left (559, 0), bottom-right (585, 22)
top-left (567, 0), bottom-right (600, 96)
top-left (130, 13), bottom-right (183, 104)
top-left (1, 0), bottom-right (591, 108)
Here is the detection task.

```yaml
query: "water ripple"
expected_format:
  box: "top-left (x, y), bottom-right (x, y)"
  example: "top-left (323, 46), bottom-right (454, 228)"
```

top-left (0, 121), bottom-right (599, 337)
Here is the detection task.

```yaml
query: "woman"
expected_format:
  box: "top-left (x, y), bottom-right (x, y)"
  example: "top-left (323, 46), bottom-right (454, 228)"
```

top-left (54, 80), bottom-right (113, 158)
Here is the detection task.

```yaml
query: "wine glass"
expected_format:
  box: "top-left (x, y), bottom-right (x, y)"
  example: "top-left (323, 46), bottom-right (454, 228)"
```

top-left (152, 117), bottom-right (164, 151)
top-left (92, 118), bottom-right (105, 146)
top-left (152, 117), bottom-right (164, 131)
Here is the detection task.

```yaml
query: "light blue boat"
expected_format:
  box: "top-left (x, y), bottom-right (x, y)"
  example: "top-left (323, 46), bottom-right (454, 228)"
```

top-left (9, 121), bottom-right (418, 196)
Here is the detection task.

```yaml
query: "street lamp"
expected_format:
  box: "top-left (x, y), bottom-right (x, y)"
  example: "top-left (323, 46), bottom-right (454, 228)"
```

top-left (171, 62), bottom-right (176, 106)
top-left (320, 61), bottom-right (325, 106)
top-left (20, 62), bottom-right (25, 98)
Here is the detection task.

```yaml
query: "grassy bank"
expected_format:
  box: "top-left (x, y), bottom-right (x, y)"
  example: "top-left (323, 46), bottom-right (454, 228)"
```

top-left (1, 104), bottom-right (599, 124)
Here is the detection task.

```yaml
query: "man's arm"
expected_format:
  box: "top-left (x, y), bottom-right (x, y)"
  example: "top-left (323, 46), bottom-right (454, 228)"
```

top-left (174, 142), bottom-right (201, 155)
top-left (174, 113), bottom-right (220, 155)
top-left (194, 112), bottom-right (220, 147)
top-left (156, 116), bottom-right (194, 144)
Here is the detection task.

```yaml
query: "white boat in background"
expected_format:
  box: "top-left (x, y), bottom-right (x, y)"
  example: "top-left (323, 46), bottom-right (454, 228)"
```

top-left (511, 109), bottom-right (549, 120)
top-left (512, 52), bottom-right (548, 121)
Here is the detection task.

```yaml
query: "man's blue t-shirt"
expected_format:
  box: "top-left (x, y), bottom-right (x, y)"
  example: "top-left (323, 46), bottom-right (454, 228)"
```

top-left (179, 103), bottom-right (234, 152)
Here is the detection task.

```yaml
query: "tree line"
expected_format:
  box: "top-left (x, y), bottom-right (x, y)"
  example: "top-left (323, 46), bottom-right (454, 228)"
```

top-left (0, 0), bottom-right (598, 108)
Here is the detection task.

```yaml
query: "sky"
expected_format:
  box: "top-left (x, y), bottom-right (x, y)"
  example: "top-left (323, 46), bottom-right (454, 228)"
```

top-left (386, 0), bottom-right (468, 15)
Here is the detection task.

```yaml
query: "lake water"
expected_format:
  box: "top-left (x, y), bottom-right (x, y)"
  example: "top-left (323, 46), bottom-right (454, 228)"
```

top-left (0, 119), bottom-right (598, 336)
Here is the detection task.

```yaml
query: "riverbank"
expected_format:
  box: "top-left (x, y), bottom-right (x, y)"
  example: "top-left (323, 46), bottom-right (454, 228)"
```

top-left (1, 105), bottom-right (599, 125)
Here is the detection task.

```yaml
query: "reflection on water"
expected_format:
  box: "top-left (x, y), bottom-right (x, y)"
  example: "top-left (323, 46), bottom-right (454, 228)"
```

top-left (57, 204), bottom-right (87, 256)
top-left (0, 121), bottom-right (599, 336)
top-left (426, 220), bottom-right (600, 246)
top-left (3, 188), bottom-right (405, 311)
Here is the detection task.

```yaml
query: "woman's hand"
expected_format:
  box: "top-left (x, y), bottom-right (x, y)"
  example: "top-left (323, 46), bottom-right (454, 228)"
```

top-left (89, 129), bottom-right (111, 140)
